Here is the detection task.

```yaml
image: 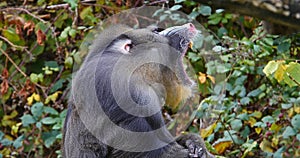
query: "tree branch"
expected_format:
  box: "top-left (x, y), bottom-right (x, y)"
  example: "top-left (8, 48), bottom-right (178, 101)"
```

top-left (193, 0), bottom-right (300, 30)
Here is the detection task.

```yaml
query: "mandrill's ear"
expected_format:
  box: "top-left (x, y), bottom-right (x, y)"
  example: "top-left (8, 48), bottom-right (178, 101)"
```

top-left (107, 35), bottom-right (133, 54)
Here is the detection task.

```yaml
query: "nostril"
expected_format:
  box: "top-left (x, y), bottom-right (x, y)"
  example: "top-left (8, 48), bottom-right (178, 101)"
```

top-left (188, 23), bottom-right (195, 29)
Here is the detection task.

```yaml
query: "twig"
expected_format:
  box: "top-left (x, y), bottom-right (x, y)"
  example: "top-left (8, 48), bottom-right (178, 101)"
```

top-left (46, 3), bottom-right (69, 10)
top-left (0, 35), bottom-right (33, 58)
top-left (0, 48), bottom-right (27, 78)
top-left (72, 6), bottom-right (78, 27)
top-left (57, 87), bottom-right (70, 105)
top-left (1, 7), bottom-right (47, 24)
top-left (0, 48), bottom-right (48, 97)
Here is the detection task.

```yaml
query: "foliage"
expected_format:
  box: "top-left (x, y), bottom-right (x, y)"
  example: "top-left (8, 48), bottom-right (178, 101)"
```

top-left (0, 0), bottom-right (299, 157)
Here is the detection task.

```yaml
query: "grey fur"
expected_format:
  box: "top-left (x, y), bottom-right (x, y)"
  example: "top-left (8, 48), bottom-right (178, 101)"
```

top-left (62, 24), bottom-right (214, 158)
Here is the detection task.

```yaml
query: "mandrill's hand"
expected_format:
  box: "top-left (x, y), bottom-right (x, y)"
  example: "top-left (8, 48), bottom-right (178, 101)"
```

top-left (176, 133), bottom-right (215, 158)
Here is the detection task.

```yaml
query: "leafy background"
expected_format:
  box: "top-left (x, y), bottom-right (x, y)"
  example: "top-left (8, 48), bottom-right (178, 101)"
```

top-left (0, 0), bottom-right (299, 157)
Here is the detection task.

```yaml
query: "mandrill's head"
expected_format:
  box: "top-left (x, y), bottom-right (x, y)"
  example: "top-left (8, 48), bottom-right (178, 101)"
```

top-left (94, 23), bottom-right (197, 113)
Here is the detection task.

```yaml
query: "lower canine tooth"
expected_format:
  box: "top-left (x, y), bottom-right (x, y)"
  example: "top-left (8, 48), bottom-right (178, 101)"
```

top-left (189, 41), bottom-right (193, 48)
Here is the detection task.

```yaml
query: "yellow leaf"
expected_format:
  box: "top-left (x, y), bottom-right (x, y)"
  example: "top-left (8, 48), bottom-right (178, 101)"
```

top-left (45, 91), bottom-right (62, 104)
top-left (288, 108), bottom-right (294, 118)
top-left (255, 127), bottom-right (262, 134)
top-left (259, 139), bottom-right (274, 153)
top-left (251, 111), bottom-right (262, 119)
top-left (27, 93), bottom-right (41, 105)
top-left (3, 110), bottom-right (18, 120)
top-left (27, 95), bottom-right (34, 106)
top-left (0, 147), bottom-right (11, 156)
top-left (271, 137), bottom-right (279, 147)
top-left (274, 63), bottom-right (286, 82)
top-left (247, 117), bottom-right (257, 127)
top-left (207, 74), bottom-right (215, 84)
top-left (201, 122), bottom-right (217, 138)
top-left (270, 123), bottom-right (281, 132)
top-left (198, 72), bottom-right (206, 84)
top-left (33, 93), bottom-right (40, 102)
top-left (11, 122), bottom-right (22, 135)
top-left (294, 105), bottom-right (300, 114)
top-left (213, 141), bottom-right (232, 154)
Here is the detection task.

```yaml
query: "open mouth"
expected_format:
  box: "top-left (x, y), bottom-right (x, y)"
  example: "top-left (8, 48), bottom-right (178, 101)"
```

top-left (158, 23), bottom-right (198, 87)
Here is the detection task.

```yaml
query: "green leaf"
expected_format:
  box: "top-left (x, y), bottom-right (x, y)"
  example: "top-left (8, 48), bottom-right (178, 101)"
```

top-left (35, 22), bottom-right (48, 32)
top-left (282, 126), bottom-right (296, 138)
top-left (297, 134), bottom-right (300, 141)
top-left (43, 106), bottom-right (59, 115)
top-left (253, 44), bottom-right (261, 53)
top-left (261, 116), bottom-right (275, 124)
top-left (286, 62), bottom-right (300, 86)
top-left (36, 122), bottom-right (42, 130)
top-left (0, 131), bottom-right (4, 139)
top-left (281, 103), bottom-right (292, 109)
top-left (80, 6), bottom-right (93, 19)
top-left (42, 131), bottom-right (60, 148)
top-left (215, 9), bottom-right (224, 14)
top-left (235, 76), bottom-right (247, 85)
top-left (50, 79), bottom-right (66, 93)
top-left (73, 52), bottom-right (82, 64)
top-left (188, 11), bottom-right (200, 19)
top-left (262, 38), bottom-right (273, 46)
top-left (45, 61), bottom-right (59, 68)
top-left (277, 41), bottom-right (290, 53)
top-left (13, 135), bottom-right (24, 149)
top-left (64, 56), bottom-right (73, 69)
top-left (170, 5), bottom-right (182, 11)
top-left (263, 61), bottom-right (279, 77)
top-left (56, 133), bottom-right (62, 139)
top-left (237, 113), bottom-right (249, 121)
top-left (291, 114), bottom-right (300, 130)
top-left (21, 114), bottom-right (36, 127)
top-left (187, 52), bottom-right (200, 62)
top-left (247, 89), bottom-right (262, 97)
top-left (63, 0), bottom-right (78, 10)
top-left (31, 43), bottom-right (44, 56)
top-left (240, 97), bottom-right (251, 105)
top-left (31, 102), bottom-right (44, 118)
top-left (217, 27), bottom-right (227, 37)
top-left (1, 138), bottom-right (13, 146)
top-left (208, 16), bottom-right (221, 25)
top-left (240, 126), bottom-right (250, 139)
top-left (230, 119), bottom-right (243, 131)
top-left (68, 29), bottom-right (76, 38)
top-left (273, 146), bottom-right (285, 158)
top-left (250, 111), bottom-right (262, 119)
top-left (41, 117), bottom-right (57, 125)
top-left (199, 5), bottom-right (211, 16)
top-left (60, 109), bottom-right (68, 118)
top-left (30, 73), bottom-right (39, 83)
top-left (53, 123), bottom-right (62, 130)
top-left (2, 28), bottom-right (25, 46)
